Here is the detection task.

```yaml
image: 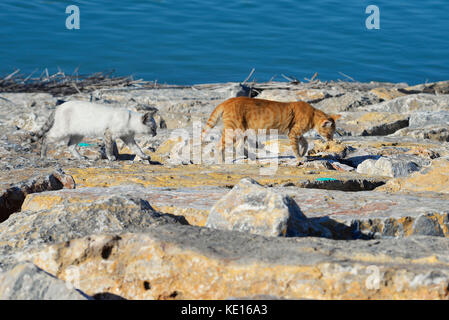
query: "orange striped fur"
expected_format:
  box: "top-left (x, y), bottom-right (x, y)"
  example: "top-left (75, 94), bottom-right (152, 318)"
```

top-left (202, 97), bottom-right (341, 160)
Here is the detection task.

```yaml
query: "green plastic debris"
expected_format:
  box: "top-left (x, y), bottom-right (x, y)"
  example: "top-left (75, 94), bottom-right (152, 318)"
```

top-left (315, 178), bottom-right (338, 182)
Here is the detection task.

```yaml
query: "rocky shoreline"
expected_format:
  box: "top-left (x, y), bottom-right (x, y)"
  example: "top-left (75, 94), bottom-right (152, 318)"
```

top-left (1, 79), bottom-right (449, 299)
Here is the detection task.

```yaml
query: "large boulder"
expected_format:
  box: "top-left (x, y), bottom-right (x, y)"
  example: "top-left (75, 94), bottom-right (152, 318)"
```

top-left (0, 190), bottom-right (188, 254)
top-left (356, 155), bottom-right (427, 178)
top-left (205, 178), bottom-right (332, 238)
top-left (389, 110), bottom-right (449, 142)
top-left (314, 91), bottom-right (381, 113)
top-left (378, 158), bottom-right (449, 194)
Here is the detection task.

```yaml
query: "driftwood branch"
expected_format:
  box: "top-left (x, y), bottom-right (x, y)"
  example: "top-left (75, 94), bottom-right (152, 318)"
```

top-left (0, 69), bottom-right (150, 96)
top-left (243, 68), bottom-right (256, 84)
top-left (281, 74), bottom-right (300, 84)
top-left (338, 72), bottom-right (355, 82)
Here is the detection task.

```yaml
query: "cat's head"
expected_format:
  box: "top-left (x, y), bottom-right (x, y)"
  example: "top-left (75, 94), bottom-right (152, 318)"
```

top-left (315, 114), bottom-right (341, 141)
top-left (141, 110), bottom-right (158, 137)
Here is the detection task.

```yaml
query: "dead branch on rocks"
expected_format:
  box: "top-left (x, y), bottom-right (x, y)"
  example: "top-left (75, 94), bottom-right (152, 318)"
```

top-left (0, 69), bottom-right (151, 96)
top-left (281, 74), bottom-right (301, 84)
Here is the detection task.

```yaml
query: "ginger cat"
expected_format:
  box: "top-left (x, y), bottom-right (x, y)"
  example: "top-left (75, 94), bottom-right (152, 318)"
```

top-left (202, 97), bottom-right (341, 161)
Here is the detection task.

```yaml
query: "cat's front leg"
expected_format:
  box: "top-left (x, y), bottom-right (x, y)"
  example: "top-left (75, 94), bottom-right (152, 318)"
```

top-left (67, 135), bottom-right (88, 160)
top-left (288, 129), bottom-right (307, 165)
top-left (298, 136), bottom-right (308, 157)
top-left (103, 129), bottom-right (117, 161)
top-left (122, 136), bottom-right (151, 161)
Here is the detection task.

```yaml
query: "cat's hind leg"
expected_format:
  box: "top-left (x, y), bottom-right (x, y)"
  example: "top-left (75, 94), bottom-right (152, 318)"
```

top-left (67, 135), bottom-right (87, 160)
top-left (219, 128), bottom-right (241, 162)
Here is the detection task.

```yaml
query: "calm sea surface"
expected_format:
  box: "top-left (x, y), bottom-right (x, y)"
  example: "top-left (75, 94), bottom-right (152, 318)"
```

top-left (1, 0), bottom-right (448, 85)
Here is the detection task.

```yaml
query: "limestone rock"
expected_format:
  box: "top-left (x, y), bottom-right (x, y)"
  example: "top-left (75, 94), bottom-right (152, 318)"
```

top-left (64, 161), bottom-right (388, 192)
top-left (256, 88), bottom-right (342, 103)
top-left (340, 136), bottom-right (449, 163)
top-left (0, 190), bottom-right (188, 253)
top-left (391, 126), bottom-right (449, 143)
top-left (205, 178), bottom-right (331, 238)
top-left (300, 160), bottom-right (335, 171)
top-left (17, 184), bottom-right (447, 240)
top-left (387, 110), bottom-right (449, 142)
top-left (314, 91), bottom-right (381, 113)
top-left (356, 155), bottom-right (426, 178)
top-left (400, 80), bottom-right (449, 95)
top-left (307, 140), bottom-right (349, 159)
top-left (369, 87), bottom-right (406, 101)
top-left (408, 111), bottom-right (449, 128)
top-left (338, 112), bottom-right (409, 136)
top-left (0, 93), bottom-right (56, 132)
top-left (0, 263), bottom-right (89, 300)
top-left (0, 169), bottom-right (75, 223)
top-left (378, 158), bottom-right (449, 194)
top-left (15, 225), bottom-right (449, 300)
top-left (366, 94), bottom-right (449, 113)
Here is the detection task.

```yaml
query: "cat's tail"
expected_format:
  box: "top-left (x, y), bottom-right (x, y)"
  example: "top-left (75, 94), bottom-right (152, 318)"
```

top-left (202, 103), bottom-right (225, 136)
top-left (28, 100), bottom-right (64, 143)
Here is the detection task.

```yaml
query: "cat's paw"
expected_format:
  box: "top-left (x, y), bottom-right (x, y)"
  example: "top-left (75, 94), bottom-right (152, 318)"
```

top-left (107, 155), bottom-right (117, 161)
top-left (134, 155), bottom-right (151, 162)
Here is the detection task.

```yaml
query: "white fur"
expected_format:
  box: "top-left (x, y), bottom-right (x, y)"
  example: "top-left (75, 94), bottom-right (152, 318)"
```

top-left (47, 101), bottom-right (152, 138)
top-left (42, 101), bottom-right (157, 161)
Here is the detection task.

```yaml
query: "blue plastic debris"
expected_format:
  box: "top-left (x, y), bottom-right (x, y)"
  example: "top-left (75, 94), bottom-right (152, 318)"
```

top-left (78, 143), bottom-right (92, 147)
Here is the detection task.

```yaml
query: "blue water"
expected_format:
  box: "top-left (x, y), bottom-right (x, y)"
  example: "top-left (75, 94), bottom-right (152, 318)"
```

top-left (1, 0), bottom-right (448, 85)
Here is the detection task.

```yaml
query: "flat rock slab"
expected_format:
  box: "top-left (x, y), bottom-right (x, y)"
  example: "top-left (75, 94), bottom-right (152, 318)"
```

top-left (22, 185), bottom-right (221, 227)
top-left (22, 184), bottom-right (449, 239)
top-left (392, 126), bottom-right (449, 143)
top-left (365, 94), bottom-right (449, 113)
top-left (64, 162), bottom-right (387, 192)
top-left (338, 112), bottom-right (409, 136)
top-left (14, 225), bottom-right (449, 299)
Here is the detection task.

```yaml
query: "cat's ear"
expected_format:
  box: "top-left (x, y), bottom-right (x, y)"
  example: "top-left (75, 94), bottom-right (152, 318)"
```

top-left (331, 114), bottom-right (341, 121)
top-left (321, 119), bottom-right (333, 128)
top-left (141, 110), bottom-right (157, 124)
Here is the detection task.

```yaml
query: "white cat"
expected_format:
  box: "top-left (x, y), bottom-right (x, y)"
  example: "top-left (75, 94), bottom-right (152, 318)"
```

top-left (30, 100), bottom-right (157, 161)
